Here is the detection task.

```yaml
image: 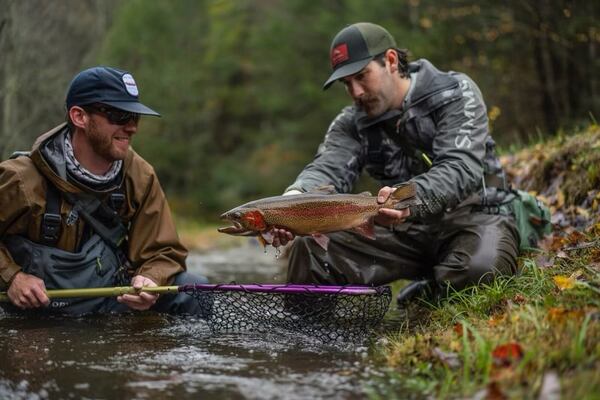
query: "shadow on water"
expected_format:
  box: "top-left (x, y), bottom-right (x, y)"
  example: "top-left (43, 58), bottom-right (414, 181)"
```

top-left (0, 243), bottom-right (405, 400)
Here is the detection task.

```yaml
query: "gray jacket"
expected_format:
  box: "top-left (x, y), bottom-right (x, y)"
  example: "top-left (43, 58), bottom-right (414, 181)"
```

top-left (286, 59), bottom-right (506, 221)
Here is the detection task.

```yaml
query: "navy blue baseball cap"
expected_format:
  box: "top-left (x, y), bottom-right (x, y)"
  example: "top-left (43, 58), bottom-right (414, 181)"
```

top-left (65, 66), bottom-right (160, 116)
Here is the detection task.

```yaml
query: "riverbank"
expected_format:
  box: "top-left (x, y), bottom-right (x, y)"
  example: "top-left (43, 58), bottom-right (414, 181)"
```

top-left (177, 124), bottom-right (600, 398)
top-left (370, 124), bottom-right (600, 399)
top-left (176, 220), bottom-right (250, 253)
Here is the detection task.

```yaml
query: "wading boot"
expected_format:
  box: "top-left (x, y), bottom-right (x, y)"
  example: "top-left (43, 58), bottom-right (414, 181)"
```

top-left (396, 279), bottom-right (438, 308)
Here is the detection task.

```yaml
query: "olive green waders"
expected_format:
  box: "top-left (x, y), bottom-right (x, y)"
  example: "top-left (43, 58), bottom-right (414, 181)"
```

top-left (287, 206), bottom-right (519, 290)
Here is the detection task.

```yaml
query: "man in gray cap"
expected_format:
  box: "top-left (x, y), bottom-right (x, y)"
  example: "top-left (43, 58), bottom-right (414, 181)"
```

top-left (273, 23), bottom-right (519, 304)
top-left (0, 66), bottom-right (207, 315)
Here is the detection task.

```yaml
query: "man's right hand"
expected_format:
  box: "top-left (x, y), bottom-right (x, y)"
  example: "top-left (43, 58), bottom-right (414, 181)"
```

top-left (271, 190), bottom-right (301, 247)
top-left (271, 228), bottom-right (295, 247)
top-left (7, 272), bottom-right (50, 309)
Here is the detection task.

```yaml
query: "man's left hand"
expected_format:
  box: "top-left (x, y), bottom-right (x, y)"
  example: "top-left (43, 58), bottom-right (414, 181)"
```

top-left (117, 275), bottom-right (159, 311)
top-left (375, 186), bottom-right (411, 227)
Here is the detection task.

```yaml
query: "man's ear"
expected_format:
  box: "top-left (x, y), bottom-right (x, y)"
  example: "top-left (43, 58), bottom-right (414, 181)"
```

top-left (385, 49), bottom-right (399, 74)
top-left (68, 106), bottom-right (89, 130)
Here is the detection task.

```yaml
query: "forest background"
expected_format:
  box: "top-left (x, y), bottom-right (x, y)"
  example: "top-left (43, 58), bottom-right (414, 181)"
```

top-left (1, 0), bottom-right (598, 221)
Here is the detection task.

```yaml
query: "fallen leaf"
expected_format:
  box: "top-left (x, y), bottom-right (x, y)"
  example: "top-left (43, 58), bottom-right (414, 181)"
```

top-left (538, 371), bottom-right (560, 400)
top-left (453, 322), bottom-right (474, 340)
top-left (556, 251), bottom-right (569, 259)
top-left (486, 381), bottom-right (508, 400)
top-left (488, 313), bottom-right (507, 327)
top-left (492, 342), bottom-right (524, 367)
top-left (553, 275), bottom-right (576, 290)
top-left (575, 207), bottom-right (590, 218)
top-left (547, 307), bottom-right (585, 323)
top-left (431, 347), bottom-right (461, 369)
top-left (556, 190), bottom-right (565, 208)
top-left (535, 255), bottom-right (555, 268)
top-left (566, 230), bottom-right (587, 246)
top-left (591, 248), bottom-right (600, 263)
top-left (513, 294), bottom-right (526, 304)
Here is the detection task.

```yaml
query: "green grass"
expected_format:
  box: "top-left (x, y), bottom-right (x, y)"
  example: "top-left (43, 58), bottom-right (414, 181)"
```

top-left (368, 244), bottom-right (600, 399)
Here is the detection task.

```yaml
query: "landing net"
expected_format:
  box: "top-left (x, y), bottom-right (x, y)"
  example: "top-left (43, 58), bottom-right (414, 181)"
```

top-left (181, 284), bottom-right (392, 344)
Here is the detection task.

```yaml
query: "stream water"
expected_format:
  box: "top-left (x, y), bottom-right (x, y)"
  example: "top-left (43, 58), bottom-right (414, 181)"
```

top-left (0, 242), bottom-right (401, 399)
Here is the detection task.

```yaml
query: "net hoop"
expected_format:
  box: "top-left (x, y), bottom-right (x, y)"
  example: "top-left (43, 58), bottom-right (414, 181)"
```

top-left (182, 283), bottom-right (387, 296)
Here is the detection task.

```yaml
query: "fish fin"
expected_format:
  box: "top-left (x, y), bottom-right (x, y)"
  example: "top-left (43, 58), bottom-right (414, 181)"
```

top-left (257, 235), bottom-right (268, 248)
top-left (351, 219), bottom-right (376, 240)
top-left (260, 231), bottom-right (274, 245)
top-left (311, 234), bottom-right (330, 251)
top-left (309, 185), bottom-right (337, 195)
top-left (391, 182), bottom-right (417, 201)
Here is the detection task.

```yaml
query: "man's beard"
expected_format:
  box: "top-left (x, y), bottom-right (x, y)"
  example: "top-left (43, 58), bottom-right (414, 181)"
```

top-left (86, 119), bottom-right (128, 161)
top-left (356, 94), bottom-right (386, 117)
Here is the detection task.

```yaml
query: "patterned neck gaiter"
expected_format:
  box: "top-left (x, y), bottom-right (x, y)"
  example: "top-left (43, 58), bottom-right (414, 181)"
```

top-left (64, 133), bottom-right (122, 186)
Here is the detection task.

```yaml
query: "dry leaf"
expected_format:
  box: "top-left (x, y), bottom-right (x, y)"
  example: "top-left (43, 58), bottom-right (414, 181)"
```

top-left (547, 307), bottom-right (585, 323)
top-left (453, 322), bottom-right (474, 340)
top-left (553, 275), bottom-right (576, 290)
top-left (535, 255), bottom-right (555, 268)
top-left (431, 347), bottom-right (461, 369)
top-left (556, 251), bottom-right (569, 259)
top-left (488, 313), bottom-right (507, 327)
top-left (566, 230), bottom-right (586, 246)
top-left (486, 381), bottom-right (508, 400)
top-left (492, 342), bottom-right (524, 367)
top-left (513, 294), bottom-right (526, 304)
top-left (538, 371), bottom-right (560, 400)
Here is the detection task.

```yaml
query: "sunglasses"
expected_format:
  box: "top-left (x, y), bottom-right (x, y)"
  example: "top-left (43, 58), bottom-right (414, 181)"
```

top-left (84, 104), bottom-right (140, 125)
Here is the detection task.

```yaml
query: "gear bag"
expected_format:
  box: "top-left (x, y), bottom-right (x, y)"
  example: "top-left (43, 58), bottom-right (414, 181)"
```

top-left (505, 189), bottom-right (552, 252)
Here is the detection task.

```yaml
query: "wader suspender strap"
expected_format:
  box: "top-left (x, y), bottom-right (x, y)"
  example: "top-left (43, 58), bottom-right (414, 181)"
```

top-left (40, 176), bottom-right (127, 250)
top-left (40, 181), bottom-right (62, 246)
top-left (61, 191), bottom-right (127, 252)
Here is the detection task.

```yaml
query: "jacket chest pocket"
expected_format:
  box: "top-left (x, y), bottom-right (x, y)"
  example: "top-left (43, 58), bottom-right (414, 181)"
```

top-left (410, 115), bottom-right (436, 153)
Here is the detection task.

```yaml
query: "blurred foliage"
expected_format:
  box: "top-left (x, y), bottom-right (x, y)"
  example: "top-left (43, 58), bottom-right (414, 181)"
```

top-left (1, 0), bottom-right (598, 220)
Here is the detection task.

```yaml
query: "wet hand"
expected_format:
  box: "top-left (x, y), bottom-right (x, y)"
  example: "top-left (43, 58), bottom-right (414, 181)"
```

top-left (375, 186), bottom-right (411, 227)
top-left (271, 228), bottom-right (295, 247)
top-left (7, 272), bottom-right (50, 309)
top-left (270, 190), bottom-right (301, 247)
top-left (118, 275), bottom-right (159, 311)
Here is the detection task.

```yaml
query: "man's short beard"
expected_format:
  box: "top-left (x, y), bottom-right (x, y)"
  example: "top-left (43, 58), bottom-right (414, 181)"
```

top-left (86, 119), bottom-right (125, 161)
top-left (357, 95), bottom-right (385, 117)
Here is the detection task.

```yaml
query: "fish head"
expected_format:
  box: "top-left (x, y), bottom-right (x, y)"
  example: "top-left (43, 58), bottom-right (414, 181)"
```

top-left (218, 206), bottom-right (268, 234)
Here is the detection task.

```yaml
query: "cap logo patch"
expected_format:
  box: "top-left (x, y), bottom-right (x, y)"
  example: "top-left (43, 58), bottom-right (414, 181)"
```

top-left (331, 43), bottom-right (349, 68)
top-left (122, 74), bottom-right (139, 96)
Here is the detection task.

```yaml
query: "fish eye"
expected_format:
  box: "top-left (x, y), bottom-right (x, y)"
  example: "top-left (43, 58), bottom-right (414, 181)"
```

top-left (233, 211), bottom-right (242, 219)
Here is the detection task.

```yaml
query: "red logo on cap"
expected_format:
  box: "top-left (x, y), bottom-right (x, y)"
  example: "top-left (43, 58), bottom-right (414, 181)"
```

top-left (331, 43), bottom-right (349, 68)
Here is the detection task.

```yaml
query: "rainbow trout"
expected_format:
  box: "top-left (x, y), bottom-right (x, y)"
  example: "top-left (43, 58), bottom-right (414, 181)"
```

top-left (218, 183), bottom-right (418, 250)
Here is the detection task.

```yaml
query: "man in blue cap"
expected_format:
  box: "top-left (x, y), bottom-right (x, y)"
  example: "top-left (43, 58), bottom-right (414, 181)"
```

top-left (273, 23), bottom-right (520, 304)
top-left (0, 66), bottom-right (207, 315)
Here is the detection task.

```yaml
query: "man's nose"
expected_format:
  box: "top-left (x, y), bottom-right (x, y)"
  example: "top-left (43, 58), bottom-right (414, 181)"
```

top-left (347, 80), bottom-right (364, 99)
top-left (123, 119), bottom-right (138, 134)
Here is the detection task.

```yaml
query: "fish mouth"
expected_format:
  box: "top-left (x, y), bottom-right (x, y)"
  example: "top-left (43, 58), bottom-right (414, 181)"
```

top-left (217, 220), bottom-right (253, 235)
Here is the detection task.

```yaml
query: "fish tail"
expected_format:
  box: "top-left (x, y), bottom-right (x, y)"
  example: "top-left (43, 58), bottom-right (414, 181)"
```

top-left (391, 182), bottom-right (417, 201)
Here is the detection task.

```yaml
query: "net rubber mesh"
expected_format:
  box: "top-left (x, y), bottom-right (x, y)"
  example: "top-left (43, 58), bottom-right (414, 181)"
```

top-left (182, 284), bottom-right (392, 344)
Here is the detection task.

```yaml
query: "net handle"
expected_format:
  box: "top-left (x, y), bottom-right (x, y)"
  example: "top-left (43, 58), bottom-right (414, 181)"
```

top-left (0, 286), bottom-right (179, 302)
top-left (0, 283), bottom-right (387, 302)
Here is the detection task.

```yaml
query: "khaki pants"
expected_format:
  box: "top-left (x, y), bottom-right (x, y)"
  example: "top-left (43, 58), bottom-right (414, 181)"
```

top-left (287, 207), bottom-right (519, 290)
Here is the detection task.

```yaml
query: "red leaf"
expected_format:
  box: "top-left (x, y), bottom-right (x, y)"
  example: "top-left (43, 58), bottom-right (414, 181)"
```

top-left (492, 342), bottom-right (524, 367)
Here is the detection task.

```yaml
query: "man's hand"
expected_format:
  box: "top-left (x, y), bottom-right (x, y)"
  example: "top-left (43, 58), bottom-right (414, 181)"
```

top-left (271, 227), bottom-right (295, 247)
top-left (117, 275), bottom-right (159, 311)
top-left (7, 272), bottom-right (50, 309)
top-left (270, 190), bottom-right (301, 247)
top-left (375, 186), bottom-right (411, 227)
